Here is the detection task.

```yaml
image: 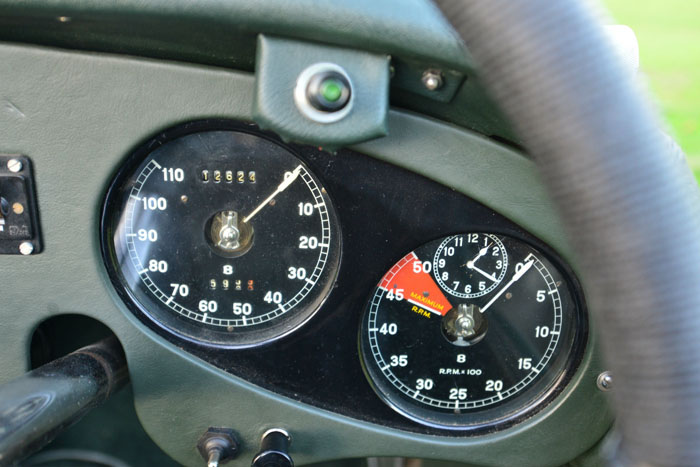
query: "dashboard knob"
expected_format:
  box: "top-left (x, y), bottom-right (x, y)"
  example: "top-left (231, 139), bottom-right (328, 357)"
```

top-left (251, 429), bottom-right (293, 467)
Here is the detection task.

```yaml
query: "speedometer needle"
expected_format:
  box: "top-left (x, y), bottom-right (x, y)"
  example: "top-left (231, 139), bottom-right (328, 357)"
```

top-left (243, 165), bottom-right (302, 223)
top-left (480, 258), bottom-right (534, 313)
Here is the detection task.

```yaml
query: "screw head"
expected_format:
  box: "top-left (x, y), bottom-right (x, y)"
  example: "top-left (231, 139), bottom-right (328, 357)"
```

top-left (7, 159), bottom-right (22, 173)
top-left (421, 69), bottom-right (444, 91)
top-left (19, 242), bottom-right (34, 255)
top-left (597, 371), bottom-right (613, 391)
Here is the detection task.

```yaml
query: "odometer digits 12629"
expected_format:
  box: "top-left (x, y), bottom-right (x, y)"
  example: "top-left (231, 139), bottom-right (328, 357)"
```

top-left (359, 233), bottom-right (586, 430)
top-left (102, 124), bottom-right (341, 347)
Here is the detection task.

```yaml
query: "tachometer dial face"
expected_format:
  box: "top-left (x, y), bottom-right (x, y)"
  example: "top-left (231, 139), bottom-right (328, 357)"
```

top-left (102, 126), bottom-right (341, 348)
top-left (359, 233), bottom-right (585, 430)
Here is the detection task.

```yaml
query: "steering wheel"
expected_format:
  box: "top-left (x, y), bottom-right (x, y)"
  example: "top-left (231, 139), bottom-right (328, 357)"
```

top-left (432, 1), bottom-right (700, 465)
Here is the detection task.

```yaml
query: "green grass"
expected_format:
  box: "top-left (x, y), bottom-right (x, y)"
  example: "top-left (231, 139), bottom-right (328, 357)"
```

top-left (605, 0), bottom-right (700, 180)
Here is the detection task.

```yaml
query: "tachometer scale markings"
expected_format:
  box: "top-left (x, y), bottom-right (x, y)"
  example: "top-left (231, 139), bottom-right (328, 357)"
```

top-left (360, 232), bottom-right (579, 427)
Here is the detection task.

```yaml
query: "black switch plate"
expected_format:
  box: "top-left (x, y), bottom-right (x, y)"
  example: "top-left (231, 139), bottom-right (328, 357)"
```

top-left (0, 155), bottom-right (42, 254)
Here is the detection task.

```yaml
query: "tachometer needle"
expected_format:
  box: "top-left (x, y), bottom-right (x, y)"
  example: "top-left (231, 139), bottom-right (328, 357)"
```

top-left (243, 165), bottom-right (302, 223)
top-left (480, 258), bottom-right (534, 313)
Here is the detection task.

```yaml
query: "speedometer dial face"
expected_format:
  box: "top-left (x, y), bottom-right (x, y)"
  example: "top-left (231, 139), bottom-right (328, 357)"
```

top-left (360, 233), bottom-right (586, 430)
top-left (102, 126), bottom-right (341, 347)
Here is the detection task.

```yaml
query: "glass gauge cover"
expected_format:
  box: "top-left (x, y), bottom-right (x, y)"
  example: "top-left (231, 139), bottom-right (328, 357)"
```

top-left (360, 233), bottom-right (586, 430)
top-left (102, 123), bottom-right (341, 348)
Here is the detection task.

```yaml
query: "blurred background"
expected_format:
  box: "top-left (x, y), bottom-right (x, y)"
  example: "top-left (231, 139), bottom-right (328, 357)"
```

top-left (606, 0), bottom-right (700, 180)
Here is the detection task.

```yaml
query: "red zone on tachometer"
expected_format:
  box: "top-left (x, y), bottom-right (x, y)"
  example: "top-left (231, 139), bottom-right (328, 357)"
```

top-left (378, 252), bottom-right (453, 316)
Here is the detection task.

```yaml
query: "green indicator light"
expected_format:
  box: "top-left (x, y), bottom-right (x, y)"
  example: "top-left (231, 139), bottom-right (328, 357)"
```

top-left (320, 79), bottom-right (343, 102)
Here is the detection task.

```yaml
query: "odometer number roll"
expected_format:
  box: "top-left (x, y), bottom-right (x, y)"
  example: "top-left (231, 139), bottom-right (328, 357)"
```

top-left (102, 125), bottom-right (341, 347)
top-left (359, 233), bottom-right (586, 431)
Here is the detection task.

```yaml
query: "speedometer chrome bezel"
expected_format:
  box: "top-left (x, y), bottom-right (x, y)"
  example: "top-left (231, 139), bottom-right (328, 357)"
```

top-left (100, 120), bottom-right (342, 349)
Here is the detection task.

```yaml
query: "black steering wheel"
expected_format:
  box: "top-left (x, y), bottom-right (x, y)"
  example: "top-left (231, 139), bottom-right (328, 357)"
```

top-left (432, 1), bottom-right (700, 465)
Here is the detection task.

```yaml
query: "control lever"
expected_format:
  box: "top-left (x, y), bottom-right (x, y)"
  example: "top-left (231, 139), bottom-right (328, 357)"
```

top-left (0, 336), bottom-right (128, 464)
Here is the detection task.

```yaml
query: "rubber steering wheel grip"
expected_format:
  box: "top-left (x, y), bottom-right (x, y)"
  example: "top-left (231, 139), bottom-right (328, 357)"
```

top-left (431, 1), bottom-right (700, 466)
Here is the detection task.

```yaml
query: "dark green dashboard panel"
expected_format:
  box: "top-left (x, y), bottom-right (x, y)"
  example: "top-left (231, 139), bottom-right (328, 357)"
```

top-left (0, 0), bottom-right (521, 144)
top-left (0, 42), bottom-right (612, 466)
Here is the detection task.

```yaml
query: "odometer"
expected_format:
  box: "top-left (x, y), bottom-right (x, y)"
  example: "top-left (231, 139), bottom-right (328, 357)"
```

top-left (102, 124), bottom-right (341, 347)
top-left (359, 233), bottom-right (586, 430)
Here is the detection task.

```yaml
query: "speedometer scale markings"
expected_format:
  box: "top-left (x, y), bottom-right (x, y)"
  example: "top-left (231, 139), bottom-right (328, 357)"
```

top-left (360, 233), bottom-right (583, 430)
top-left (104, 128), bottom-right (341, 347)
top-left (124, 162), bottom-right (331, 328)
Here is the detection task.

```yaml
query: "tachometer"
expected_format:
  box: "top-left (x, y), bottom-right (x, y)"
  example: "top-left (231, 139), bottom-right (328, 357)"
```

top-left (102, 124), bottom-right (341, 348)
top-left (359, 233), bottom-right (585, 430)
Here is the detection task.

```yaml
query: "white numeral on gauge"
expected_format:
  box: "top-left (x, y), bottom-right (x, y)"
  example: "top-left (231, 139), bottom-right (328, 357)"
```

top-left (264, 291), bottom-right (283, 304)
top-left (518, 358), bottom-right (533, 370)
top-left (390, 355), bottom-right (408, 367)
top-left (385, 288), bottom-right (404, 301)
top-left (412, 261), bottom-right (431, 273)
top-left (148, 259), bottom-right (168, 273)
top-left (169, 283), bottom-right (189, 297)
top-left (233, 302), bottom-right (252, 315)
top-left (162, 167), bottom-right (184, 182)
top-left (485, 380), bottom-right (503, 391)
top-left (416, 378), bottom-right (434, 390)
top-left (142, 197), bottom-right (167, 211)
top-left (137, 229), bottom-right (158, 242)
top-left (299, 236), bottom-right (318, 249)
top-left (287, 267), bottom-right (307, 280)
top-left (198, 300), bottom-right (218, 313)
top-left (297, 202), bottom-right (314, 216)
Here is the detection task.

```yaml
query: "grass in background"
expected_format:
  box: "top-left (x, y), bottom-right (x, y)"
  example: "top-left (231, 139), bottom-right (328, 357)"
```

top-left (605, 0), bottom-right (700, 180)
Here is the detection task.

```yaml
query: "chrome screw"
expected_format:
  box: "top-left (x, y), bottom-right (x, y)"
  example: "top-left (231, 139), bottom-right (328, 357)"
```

top-left (597, 371), bottom-right (613, 391)
top-left (19, 242), bottom-right (34, 255)
top-left (421, 69), bottom-right (444, 91)
top-left (7, 159), bottom-right (22, 173)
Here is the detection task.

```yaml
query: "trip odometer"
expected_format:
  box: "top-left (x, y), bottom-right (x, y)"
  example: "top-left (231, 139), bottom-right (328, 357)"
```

top-left (359, 233), bottom-right (586, 430)
top-left (102, 124), bottom-right (341, 347)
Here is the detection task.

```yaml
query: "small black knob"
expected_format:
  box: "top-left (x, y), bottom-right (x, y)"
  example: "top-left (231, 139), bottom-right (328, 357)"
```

top-left (251, 429), bottom-right (293, 467)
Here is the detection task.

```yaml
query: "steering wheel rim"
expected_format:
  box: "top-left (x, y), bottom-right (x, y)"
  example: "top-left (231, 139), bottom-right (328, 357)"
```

top-left (432, 1), bottom-right (700, 465)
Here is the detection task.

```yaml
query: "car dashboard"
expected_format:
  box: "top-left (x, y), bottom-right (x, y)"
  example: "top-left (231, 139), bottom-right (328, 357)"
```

top-left (0, 2), bottom-right (614, 466)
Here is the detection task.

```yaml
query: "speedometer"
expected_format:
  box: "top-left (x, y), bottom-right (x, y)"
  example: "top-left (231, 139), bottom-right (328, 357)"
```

top-left (359, 233), bottom-right (586, 430)
top-left (102, 123), bottom-right (341, 348)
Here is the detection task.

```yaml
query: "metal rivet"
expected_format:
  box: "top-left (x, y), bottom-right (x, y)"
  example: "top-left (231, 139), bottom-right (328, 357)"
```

top-left (19, 242), bottom-right (34, 255)
top-left (7, 159), bottom-right (22, 173)
top-left (597, 371), bottom-right (613, 391)
top-left (421, 69), bottom-right (444, 91)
